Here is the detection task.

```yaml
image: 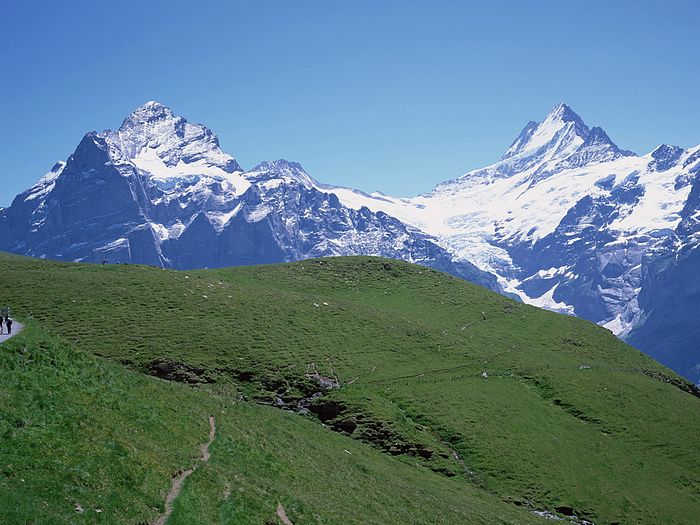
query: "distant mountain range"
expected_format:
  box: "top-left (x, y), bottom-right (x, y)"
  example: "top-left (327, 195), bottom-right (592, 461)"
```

top-left (1, 101), bottom-right (698, 384)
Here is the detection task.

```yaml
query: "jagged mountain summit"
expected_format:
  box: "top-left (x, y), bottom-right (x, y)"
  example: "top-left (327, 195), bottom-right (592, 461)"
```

top-left (110, 100), bottom-right (243, 175)
top-left (460, 102), bottom-right (637, 189)
top-left (0, 102), bottom-right (497, 290)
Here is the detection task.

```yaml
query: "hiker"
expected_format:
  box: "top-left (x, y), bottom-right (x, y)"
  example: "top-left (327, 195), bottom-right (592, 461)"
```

top-left (0, 316), bottom-right (3, 335)
top-left (4, 317), bottom-right (11, 335)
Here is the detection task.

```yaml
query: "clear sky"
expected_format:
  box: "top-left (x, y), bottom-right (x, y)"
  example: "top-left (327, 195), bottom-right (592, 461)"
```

top-left (1, 0), bottom-right (699, 206)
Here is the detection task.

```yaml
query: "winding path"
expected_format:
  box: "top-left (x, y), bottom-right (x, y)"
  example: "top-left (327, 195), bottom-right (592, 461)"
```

top-left (0, 320), bottom-right (24, 344)
top-left (276, 503), bottom-right (295, 525)
top-left (152, 416), bottom-right (216, 525)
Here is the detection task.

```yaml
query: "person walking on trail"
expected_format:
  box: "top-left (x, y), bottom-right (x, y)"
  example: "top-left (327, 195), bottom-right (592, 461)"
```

top-left (4, 317), bottom-right (11, 335)
top-left (0, 316), bottom-right (3, 335)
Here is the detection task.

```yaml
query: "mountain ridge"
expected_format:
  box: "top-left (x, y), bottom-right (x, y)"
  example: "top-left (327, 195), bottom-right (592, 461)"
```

top-left (1, 101), bottom-right (699, 383)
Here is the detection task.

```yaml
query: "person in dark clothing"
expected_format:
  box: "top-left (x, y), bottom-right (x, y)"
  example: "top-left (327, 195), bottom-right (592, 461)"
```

top-left (0, 316), bottom-right (3, 335)
top-left (4, 317), bottom-right (11, 335)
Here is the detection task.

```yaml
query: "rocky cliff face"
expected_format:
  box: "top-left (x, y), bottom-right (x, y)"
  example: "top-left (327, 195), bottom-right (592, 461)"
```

top-left (626, 162), bottom-right (700, 384)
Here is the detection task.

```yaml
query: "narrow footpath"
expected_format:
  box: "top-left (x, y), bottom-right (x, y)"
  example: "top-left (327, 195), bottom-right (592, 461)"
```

top-left (0, 321), bottom-right (24, 344)
top-left (152, 416), bottom-right (217, 525)
top-left (277, 503), bottom-right (295, 525)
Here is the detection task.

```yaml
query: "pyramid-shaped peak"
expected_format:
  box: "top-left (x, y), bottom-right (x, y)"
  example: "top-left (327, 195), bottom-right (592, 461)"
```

top-left (500, 103), bottom-right (588, 160)
top-left (546, 103), bottom-right (585, 124)
top-left (106, 102), bottom-right (241, 172)
top-left (498, 103), bottom-right (633, 163)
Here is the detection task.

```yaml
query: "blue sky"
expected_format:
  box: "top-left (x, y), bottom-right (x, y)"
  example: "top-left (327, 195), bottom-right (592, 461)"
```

top-left (1, 0), bottom-right (698, 205)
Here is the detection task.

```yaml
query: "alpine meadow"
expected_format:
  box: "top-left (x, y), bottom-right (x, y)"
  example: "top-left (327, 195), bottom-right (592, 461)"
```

top-left (1, 253), bottom-right (698, 524)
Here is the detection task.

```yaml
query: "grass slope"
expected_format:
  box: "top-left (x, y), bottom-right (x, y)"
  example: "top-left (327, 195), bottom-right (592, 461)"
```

top-left (0, 325), bottom-right (217, 524)
top-left (1, 252), bottom-right (699, 524)
top-left (1, 324), bottom-right (544, 524)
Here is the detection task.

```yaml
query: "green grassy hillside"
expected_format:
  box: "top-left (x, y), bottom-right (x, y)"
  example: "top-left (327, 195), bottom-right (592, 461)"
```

top-left (1, 325), bottom-right (541, 524)
top-left (1, 252), bottom-right (698, 524)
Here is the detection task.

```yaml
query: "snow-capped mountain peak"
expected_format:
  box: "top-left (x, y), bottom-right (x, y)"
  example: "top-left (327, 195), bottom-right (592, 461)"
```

top-left (106, 101), bottom-right (242, 174)
top-left (123, 100), bottom-right (176, 123)
top-left (501, 103), bottom-right (588, 160)
top-left (500, 102), bottom-right (636, 167)
top-left (440, 103), bottom-right (635, 191)
top-left (548, 102), bottom-right (585, 123)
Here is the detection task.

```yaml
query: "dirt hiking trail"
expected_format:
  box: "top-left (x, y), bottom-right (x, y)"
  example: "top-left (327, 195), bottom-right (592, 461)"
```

top-left (277, 502), bottom-right (295, 525)
top-left (0, 320), bottom-right (24, 344)
top-left (152, 415), bottom-right (216, 525)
